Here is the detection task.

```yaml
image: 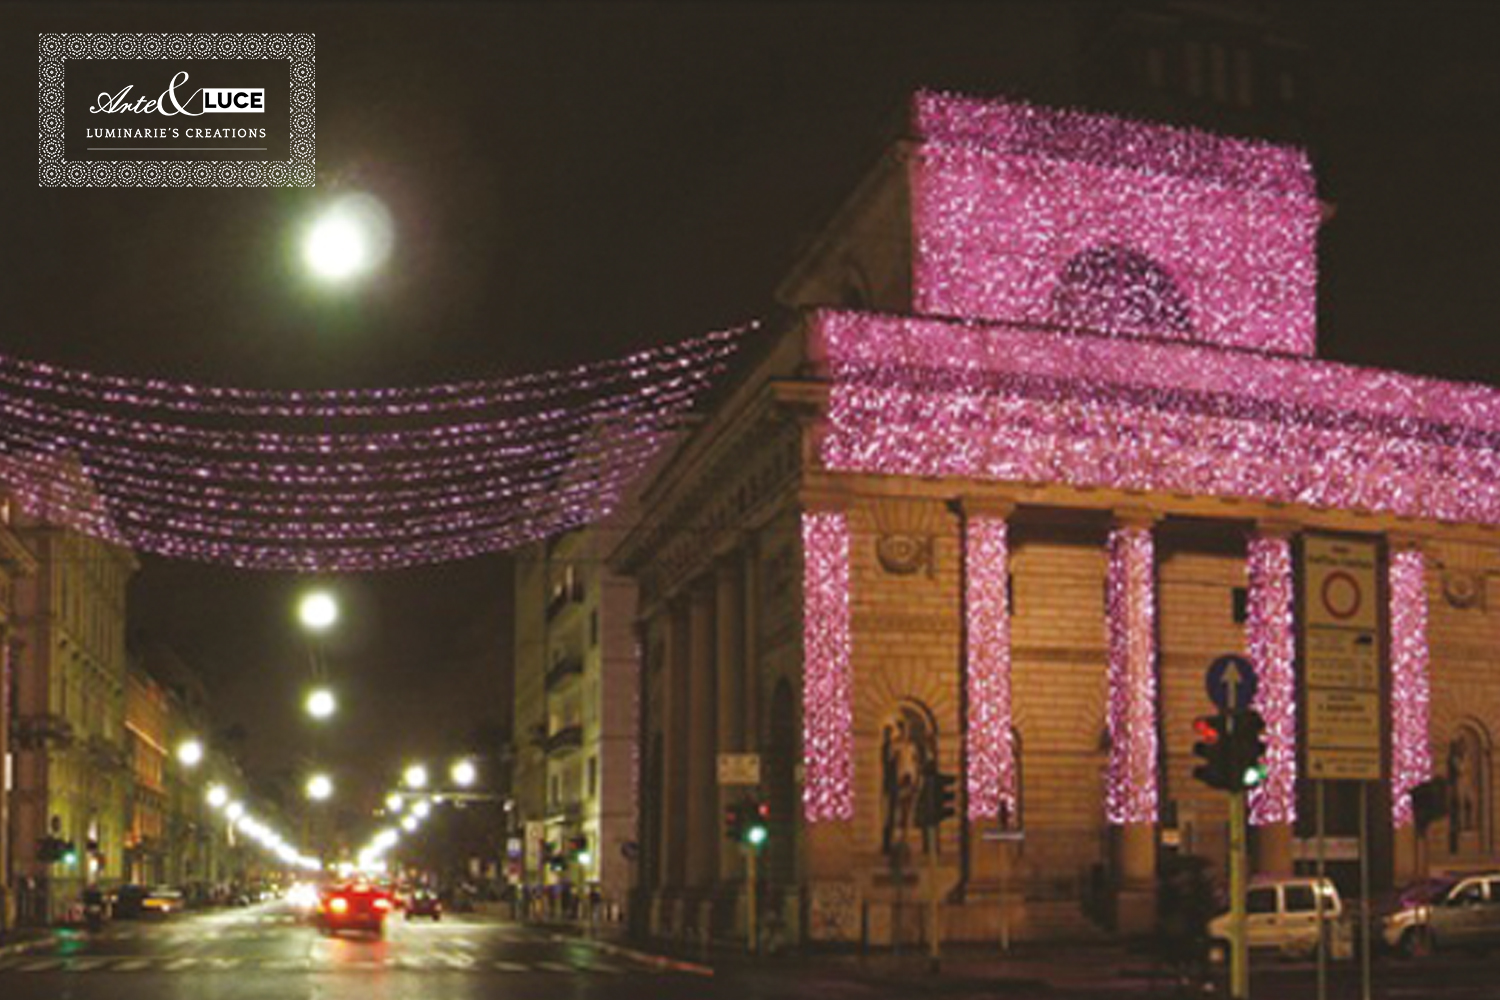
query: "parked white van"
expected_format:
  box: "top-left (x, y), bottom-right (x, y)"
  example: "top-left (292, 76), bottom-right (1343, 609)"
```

top-left (1209, 876), bottom-right (1353, 962)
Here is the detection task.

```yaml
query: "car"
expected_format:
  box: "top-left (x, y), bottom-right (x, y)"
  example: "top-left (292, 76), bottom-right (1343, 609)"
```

top-left (315, 883), bottom-right (394, 937)
top-left (406, 889), bottom-right (442, 921)
top-left (1382, 873), bottom-right (1500, 957)
top-left (113, 885), bottom-right (185, 919)
top-left (1209, 876), bottom-right (1351, 962)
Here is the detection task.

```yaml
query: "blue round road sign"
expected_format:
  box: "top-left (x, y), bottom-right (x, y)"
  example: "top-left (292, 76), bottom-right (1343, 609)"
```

top-left (1205, 654), bottom-right (1258, 713)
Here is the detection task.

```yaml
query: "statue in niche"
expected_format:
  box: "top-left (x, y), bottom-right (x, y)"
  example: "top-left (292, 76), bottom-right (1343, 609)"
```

top-left (1448, 729), bottom-right (1485, 854)
top-left (880, 702), bottom-right (936, 857)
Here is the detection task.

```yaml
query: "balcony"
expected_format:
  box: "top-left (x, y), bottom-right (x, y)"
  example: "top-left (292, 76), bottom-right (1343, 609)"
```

top-left (544, 725), bottom-right (583, 757)
top-left (546, 579), bottom-right (585, 621)
top-left (544, 655), bottom-right (584, 692)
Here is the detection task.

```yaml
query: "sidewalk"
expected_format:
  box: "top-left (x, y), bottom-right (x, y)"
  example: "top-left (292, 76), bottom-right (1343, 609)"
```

top-left (540, 917), bottom-right (1170, 992)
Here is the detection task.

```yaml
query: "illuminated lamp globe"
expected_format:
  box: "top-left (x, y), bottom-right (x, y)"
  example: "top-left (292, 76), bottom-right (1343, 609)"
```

top-left (450, 759), bottom-right (477, 788)
top-left (297, 591), bottom-right (339, 633)
top-left (176, 738), bottom-right (205, 767)
top-left (305, 687), bottom-right (337, 720)
top-left (206, 785), bottom-right (230, 809)
top-left (302, 193), bottom-right (394, 281)
top-left (306, 773), bottom-right (334, 801)
top-left (403, 764), bottom-right (428, 790)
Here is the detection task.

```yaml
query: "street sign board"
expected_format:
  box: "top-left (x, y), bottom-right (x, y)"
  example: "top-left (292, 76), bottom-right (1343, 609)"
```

top-left (717, 753), bottom-right (762, 786)
top-left (1206, 654), bottom-right (1258, 713)
top-left (1301, 535), bottom-right (1383, 781)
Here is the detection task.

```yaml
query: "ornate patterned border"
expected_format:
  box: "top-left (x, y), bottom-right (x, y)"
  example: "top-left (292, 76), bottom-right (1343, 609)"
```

top-left (38, 32), bottom-right (315, 187)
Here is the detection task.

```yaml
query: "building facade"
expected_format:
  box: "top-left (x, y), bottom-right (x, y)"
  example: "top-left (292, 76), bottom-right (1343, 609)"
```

top-left (0, 495), bottom-right (39, 933)
top-left (614, 90), bottom-right (1500, 946)
top-left (9, 514), bottom-right (138, 924)
top-left (512, 524), bottom-right (641, 915)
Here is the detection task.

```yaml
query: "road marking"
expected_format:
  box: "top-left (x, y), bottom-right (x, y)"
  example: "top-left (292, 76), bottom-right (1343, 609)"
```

top-left (537, 961), bottom-right (579, 973)
top-left (491, 960), bottom-right (529, 972)
top-left (166, 957), bottom-right (201, 970)
top-left (15, 959), bottom-right (63, 972)
top-left (113, 958), bottom-right (153, 971)
top-left (65, 958), bottom-right (111, 972)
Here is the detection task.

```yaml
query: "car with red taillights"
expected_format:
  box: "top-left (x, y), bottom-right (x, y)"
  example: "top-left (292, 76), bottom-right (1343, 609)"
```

top-left (315, 882), bottom-right (394, 936)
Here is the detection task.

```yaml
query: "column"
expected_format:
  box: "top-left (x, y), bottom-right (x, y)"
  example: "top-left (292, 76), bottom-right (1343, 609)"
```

top-left (1247, 526), bottom-right (1297, 875)
top-left (662, 602), bottom-right (690, 890)
top-left (685, 580), bottom-right (718, 892)
top-left (801, 510), bottom-right (854, 823)
top-left (1105, 513), bottom-right (1158, 934)
top-left (1388, 540), bottom-right (1432, 883)
top-left (716, 553), bottom-right (746, 883)
top-left (960, 502), bottom-right (1016, 899)
top-left (742, 536), bottom-right (760, 758)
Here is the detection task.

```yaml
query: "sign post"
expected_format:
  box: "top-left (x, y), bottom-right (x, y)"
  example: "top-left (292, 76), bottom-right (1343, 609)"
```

top-left (1301, 535), bottom-right (1382, 1000)
top-left (1205, 653), bottom-right (1258, 1000)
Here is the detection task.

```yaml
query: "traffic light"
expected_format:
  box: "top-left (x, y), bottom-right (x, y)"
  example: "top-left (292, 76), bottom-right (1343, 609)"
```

top-left (934, 772), bottom-right (957, 824)
top-left (1192, 714), bottom-right (1234, 791)
top-left (567, 835), bottom-right (590, 866)
top-left (744, 800), bottom-right (770, 847)
top-left (724, 801), bottom-right (745, 843)
top-left (1233, 711), bottom-right (1268, 790)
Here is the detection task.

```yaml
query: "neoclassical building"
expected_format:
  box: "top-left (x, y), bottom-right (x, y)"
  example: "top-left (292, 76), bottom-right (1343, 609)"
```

top-left (613, 91), bottom-right (1500, 945)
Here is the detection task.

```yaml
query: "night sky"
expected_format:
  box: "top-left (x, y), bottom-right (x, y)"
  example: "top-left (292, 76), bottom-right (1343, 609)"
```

top-left (6, 2), bottom-right (1500, 818)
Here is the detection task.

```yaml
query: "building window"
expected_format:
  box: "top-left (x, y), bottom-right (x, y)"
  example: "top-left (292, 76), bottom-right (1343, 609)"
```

top-left (590, 609), bottom-right (599, 648)
top-left (1231, 587), bottom-right (1249, 624)
top-left (587, 756), bottom-right (598, 797)
top-left (1184, 41), bottom-right (1204, 98)
top-left (1210, 43), bottom-right (1229, 103)
top-left (1145, 46), bottom-right (1166, 90)
top-left (1234, 48), bottom-right (1255, 108)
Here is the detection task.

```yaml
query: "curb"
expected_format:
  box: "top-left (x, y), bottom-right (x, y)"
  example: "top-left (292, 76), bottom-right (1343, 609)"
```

top-left (549, 932), bottom-right (714, 977)
top-left (0, 936), bottom-right (54, 958)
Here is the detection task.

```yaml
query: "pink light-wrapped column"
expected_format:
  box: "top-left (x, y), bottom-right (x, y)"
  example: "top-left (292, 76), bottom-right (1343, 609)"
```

top-left (1389, 545), bottom-right (1433, 828)
top-left (1105, 522), bottom-right (1158, 825)
top-left (964, 514), bottom-right (1015, 822)
top-left (1247, 532), bottom-right (1297, 825)
top-left (802, 510), bottom-right (854, 823)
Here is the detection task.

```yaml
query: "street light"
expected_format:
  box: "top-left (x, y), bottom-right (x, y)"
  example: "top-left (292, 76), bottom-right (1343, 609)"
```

top-left (403, 764), bottom-right (428, 790)
top-left (302, 193), bottom-right (394, 282)
top-left (412, 800), bottom-right (431, 820)
top-left (385, 793), bottom-right (404, 814)
top-left (176, 738), bottom-right (204, 767)
top-left (226, 801), bottom-right (245, 822)
top-left (297, 590), bottom-right (339, 633)
top-left (450, 759), bottom-right (477, 787)
top-left (206, 785), bottom-right (229, 809)
top-left (400, 815), bottom-right (417, 832)
top-left (306, 773), bottom-right (334, 801)
top-left (305, 687), bottom-right (337, 720)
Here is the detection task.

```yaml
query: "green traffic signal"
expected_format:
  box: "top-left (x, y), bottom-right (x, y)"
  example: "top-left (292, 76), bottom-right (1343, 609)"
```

top-left (1243, 763), bottom-right (1268, 788)
top-left (745, 823), bottom-right (768, 847)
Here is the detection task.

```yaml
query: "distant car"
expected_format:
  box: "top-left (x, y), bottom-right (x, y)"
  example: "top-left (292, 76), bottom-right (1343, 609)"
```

top-left (406, 890), bottom-right (442, 921)
top-left (113, 885), bottom-right (184, 919)
top-left (1382, 873), bottom-right (1500, 957)
top-left (316, 883), bottom-right (394, 937)
top-left (1209, 876), bottom-right (1351, 962)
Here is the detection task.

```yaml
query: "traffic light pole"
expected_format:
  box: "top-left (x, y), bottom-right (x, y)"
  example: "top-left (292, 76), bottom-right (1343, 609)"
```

top-left (1229, 787), bottom-right (1249, 1000)
top-left (927, 834), bottom-right (941, 973)
top-left (746, 845), bottom-right (758, 956)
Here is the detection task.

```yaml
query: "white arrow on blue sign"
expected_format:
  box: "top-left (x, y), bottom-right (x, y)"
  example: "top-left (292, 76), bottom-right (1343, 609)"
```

top-left (1206, 654), bottom-right (1258, 713)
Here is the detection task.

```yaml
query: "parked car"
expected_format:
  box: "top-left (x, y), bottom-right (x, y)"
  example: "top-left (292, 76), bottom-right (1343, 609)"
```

top-left (1209, 876), bottom-right (1352, 962)
top-left (113, 885), bottom-right (184, 919)
top-left (1382, 873), bottom-right (1500, 957)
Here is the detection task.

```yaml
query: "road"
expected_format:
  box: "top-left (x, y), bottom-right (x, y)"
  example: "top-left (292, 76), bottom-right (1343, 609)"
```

top-left (6, 904), bottom-right (1500, 999)
top-left (0, 901), bottom-right (726, 1000)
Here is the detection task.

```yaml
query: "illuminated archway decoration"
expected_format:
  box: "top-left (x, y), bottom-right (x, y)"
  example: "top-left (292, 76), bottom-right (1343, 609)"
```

top-left (1247, 532), bottom-right (1297, 825)
top-left (962, 514), bottom-right (1015, 821)
top-left (1105, 523), bottom-right (1158, 826)
top-left (0, 327), bottom-right (746, 570)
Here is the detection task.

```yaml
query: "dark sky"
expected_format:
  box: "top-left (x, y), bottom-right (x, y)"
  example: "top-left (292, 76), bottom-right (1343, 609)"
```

top-left (6, 1), bottom-right (1500, 819)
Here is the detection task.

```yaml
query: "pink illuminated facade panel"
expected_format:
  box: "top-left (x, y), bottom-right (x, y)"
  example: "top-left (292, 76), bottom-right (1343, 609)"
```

top-left (801, 509), bottom-right (855, 823)
top-left (815, 311), bottom-right (1500, 530)
top-left (1105, 524), bottom-right (1158, 826)
top-left (908, 92), bottom-right (1321, 356)
top-left (1246, 533), bottom-right (1297, 825)
top-left (963, 514), bottom-right (1015, 822)
top-left (1389, 546), bottom-right (1432, 828)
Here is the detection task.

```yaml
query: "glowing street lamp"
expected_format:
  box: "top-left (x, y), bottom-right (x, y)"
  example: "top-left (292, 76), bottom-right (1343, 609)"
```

top-left (176, 738), bottom-right (204, 767)
top-left (305, 687), bottom-right (337, 720)
top-left (206, 785), bottom-right (230, 809)
top-left (301, 193), bottom-right (395, 282)
top-left (402, 764), bottom-right (428, 790)
top-left (450, 759), bottom-right (477, 788)
top-left (297, 590), bottom-right (339, 633)
top-left (412, 800), bottom-right (431, 820)
top-left (306, 773), bottom-right (334, 801)
top-left (385, 793), bottom-right (404, 814)
top-left (400, 815), bottom-right (417, 832)
top-left (226, 801), bottom-right (245, 822)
